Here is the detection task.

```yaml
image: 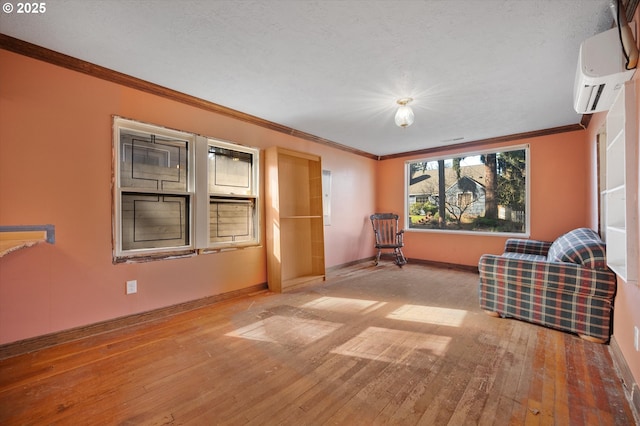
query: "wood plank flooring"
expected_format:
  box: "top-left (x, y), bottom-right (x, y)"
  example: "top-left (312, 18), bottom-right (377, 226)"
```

top-left (0, 262), bottom-right (636, 425)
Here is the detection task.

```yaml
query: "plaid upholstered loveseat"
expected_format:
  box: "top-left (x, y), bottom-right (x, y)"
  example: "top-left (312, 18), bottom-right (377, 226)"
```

top-left (478, 228), bottom-right (617, 343)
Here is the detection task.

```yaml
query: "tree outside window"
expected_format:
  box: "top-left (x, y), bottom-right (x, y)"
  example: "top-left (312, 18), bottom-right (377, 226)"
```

top-left (406, 146), bottom-right (528, 234)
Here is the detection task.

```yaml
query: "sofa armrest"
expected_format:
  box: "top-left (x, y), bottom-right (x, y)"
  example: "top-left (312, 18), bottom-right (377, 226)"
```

top-left (478, 254), bottom-right (616, 299)
top-left (504, 238), bottom-right (552, 256)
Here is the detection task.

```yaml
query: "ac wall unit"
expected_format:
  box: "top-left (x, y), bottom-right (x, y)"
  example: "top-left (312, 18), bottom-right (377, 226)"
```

top-left (573, 25), bottom-right (636, 114)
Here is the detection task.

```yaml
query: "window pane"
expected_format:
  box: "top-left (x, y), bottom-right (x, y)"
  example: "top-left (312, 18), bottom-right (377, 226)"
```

top-left (120, 130), bottom-right (189, 192)
top-left (208, 147), bottom-right (253, 194)
top-left (121, 193), bottom-right (189, 250)
top-left (407, 148), bottom-right (527, 234)
top-left (210, 198), bottom-right (254, 243)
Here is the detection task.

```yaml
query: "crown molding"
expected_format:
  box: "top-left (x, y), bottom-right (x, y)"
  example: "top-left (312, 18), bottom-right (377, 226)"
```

top-left (0, 33), bottom-right (377, 160)
top-left (1, 33), bottom-right (588, 162)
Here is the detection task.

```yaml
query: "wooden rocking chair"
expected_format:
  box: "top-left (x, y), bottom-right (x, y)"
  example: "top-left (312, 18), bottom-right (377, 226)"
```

top-left (370, 213), bottom-right (407, 266)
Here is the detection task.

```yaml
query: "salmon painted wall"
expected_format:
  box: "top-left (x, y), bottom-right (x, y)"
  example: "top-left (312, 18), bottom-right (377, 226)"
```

top-left (585, 75), bottom-right (640, 387)
top-left (0, 50), bottom-right (376, 344)
top-left (376, 130), bottom-right (590, 267)
top-left (2, 40), bottom-right (637, 390)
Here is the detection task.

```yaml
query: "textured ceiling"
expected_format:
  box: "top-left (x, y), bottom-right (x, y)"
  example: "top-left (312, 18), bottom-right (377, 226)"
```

top-left (0, 0), bottom-right (622, 156)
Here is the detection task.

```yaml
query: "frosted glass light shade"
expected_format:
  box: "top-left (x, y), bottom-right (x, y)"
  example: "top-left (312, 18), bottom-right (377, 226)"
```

top-left (395, 104), bottom-right (415, 128)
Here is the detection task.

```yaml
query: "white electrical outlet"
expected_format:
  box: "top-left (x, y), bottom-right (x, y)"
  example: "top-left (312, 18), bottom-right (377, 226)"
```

top-left (635, 326), bottom-right (639, 352)
top-left (126, 280), bottom-right (137, 295)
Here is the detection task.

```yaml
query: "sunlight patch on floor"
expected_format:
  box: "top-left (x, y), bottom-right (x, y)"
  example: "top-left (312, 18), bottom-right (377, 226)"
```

top-left (301, 296), bottom-right (385, 314)
top-left (387, 305), bottom-right (467, 327)
top-left (331, 326), bottom-right (451, 366)
top-left (225, 315), bottom-right (342, 346)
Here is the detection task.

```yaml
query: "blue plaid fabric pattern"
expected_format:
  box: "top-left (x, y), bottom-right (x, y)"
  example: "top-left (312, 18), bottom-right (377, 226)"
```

top-left (504, 238), bottom-right (552, 256)
top-left (547, 227), bottom-right (609, 270)
top-left (478, 228), bottom-right (616, 341)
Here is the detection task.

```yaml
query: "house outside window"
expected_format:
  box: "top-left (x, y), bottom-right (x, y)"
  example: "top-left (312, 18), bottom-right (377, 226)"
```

top-left (406, 145), bottom-right (529, 235)
top-left (113, 117), bottom-right (259, 261)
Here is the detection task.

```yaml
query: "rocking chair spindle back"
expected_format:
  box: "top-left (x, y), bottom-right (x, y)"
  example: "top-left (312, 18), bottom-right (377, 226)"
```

top-left (370, 213), bottom-right (407, 266)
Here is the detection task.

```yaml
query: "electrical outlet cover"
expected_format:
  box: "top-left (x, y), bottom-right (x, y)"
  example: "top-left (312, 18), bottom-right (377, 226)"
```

top-left (126, 280), bottom-right (137, 294)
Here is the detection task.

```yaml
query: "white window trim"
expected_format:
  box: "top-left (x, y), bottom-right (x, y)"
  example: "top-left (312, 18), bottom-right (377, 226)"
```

top-left (113, 117), bottom-right (196, 260)
top-left (404, 144), bottom-right (530, 237)
top-left (195, 137), bottom-right (261, 251)
top-left (113, 117), bottom-right (260, 262)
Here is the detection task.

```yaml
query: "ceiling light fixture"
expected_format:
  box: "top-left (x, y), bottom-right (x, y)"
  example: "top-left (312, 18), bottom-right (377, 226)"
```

top-left (394, 98), bottom-right (414, 128)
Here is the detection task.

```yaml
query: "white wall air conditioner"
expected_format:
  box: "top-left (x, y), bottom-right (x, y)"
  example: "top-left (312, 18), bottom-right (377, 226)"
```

top-left (573, 25), bottom-right (637, 114)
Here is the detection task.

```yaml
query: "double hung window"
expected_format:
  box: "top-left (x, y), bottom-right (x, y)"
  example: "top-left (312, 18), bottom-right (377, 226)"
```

top-left (115, 119), bottom-right (194, 257)
top-left (205, 141), bottom-right (258, 246)
top-left (113, 117), bottom-right (259, 261)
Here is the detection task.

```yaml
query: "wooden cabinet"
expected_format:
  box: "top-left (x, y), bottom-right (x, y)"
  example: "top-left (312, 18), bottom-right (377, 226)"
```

top-left (265, 146), bottom-right (325, 292)
top-left (604, 81), bottom-right (638, 284)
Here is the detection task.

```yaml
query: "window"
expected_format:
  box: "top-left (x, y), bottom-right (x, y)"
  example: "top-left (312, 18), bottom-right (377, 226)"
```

top-left (113, 117), bottom-right (259, 261)
top-left (205, 141), bottom-right (259, 247)
top-left (114, 120), bottom-right (194, 257)
top-left (406, 146), bottom-right (529, 235)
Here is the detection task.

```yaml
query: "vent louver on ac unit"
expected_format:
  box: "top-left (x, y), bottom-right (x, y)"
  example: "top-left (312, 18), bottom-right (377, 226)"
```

top-left (576, 83), bottom-right (605, 113)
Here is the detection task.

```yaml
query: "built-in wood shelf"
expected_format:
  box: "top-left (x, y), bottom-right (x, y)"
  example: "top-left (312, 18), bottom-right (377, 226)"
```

top-left (0, 225), bottom-right (55, 257)
top-left (265, 147), bottom-right (325, 293)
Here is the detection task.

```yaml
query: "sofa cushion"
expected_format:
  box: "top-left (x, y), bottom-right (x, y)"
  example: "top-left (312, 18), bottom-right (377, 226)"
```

top-left (547, 228), bottom-right (608, 270)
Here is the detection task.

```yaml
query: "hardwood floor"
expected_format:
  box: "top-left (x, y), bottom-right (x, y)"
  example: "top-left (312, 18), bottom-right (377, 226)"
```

top-left (0, 262), bottom-right (636, 425)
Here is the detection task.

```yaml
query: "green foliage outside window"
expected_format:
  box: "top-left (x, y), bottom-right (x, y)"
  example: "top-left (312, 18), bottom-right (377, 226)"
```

top-left (406, 146), bottom-right (528, 234)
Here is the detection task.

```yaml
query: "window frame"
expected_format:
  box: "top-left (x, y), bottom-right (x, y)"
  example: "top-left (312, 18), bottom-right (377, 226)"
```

top-left (113, 117), bottom-right (196, 261)
top-left (113, 117), bottom-right (261, 262)
top-left (196, 138), bottom-right (260, 251)
top-left (404, 144), bottom-right (530, 237)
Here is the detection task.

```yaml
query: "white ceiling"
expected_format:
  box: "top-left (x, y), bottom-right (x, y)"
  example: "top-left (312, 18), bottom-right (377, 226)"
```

top-left (0, 0), bottom-right (619, 156)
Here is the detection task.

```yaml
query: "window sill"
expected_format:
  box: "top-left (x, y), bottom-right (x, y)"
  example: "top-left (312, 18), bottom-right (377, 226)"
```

top-left (406, 227), bottom-right (530, 238)
top-left (199, 243), bottom-right (262, 255)
top-left (113, 249), bottom-right (197, 264)
top-left (113, 243), bottom-right (262, 263)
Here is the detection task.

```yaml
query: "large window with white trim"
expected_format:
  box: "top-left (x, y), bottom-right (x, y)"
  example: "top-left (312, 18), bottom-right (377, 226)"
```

top-left (113, 117), bottom-right (259, 261)
top-left (406, 145), bottom-right (529, 235)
